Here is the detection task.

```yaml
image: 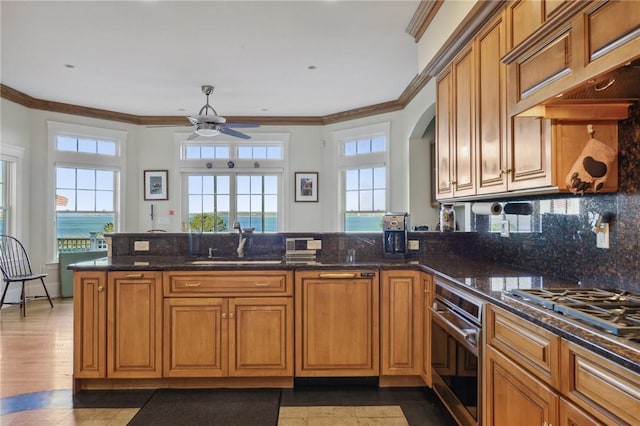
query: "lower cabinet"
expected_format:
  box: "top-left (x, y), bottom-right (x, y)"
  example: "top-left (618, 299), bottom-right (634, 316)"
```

top-left (74, 271), bottom-right (163, 379)
top-left (163, 296), bottom-right (293, 377)
top-left (380, 270), bottom-right (423, 376)
top-left (295, 270), bottom-right (380, 376)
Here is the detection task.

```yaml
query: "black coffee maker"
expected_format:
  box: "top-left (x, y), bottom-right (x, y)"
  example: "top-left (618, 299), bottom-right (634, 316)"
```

top-left (383, 213), bottom-right (409, 259)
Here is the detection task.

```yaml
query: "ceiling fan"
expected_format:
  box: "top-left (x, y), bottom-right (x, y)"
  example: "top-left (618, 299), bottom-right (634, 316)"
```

top-left (186, 85), bottom-right (258, 140)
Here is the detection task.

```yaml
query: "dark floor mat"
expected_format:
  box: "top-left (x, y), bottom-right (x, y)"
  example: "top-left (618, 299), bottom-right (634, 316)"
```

top-left (127, 388), bottom-right (281, 426)
top-left (73, 389), bottom-right (155, 408)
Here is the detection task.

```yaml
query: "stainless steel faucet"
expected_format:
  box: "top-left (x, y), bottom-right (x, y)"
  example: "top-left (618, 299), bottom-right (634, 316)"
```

top-left (232, 221), bottom-right (246, 257)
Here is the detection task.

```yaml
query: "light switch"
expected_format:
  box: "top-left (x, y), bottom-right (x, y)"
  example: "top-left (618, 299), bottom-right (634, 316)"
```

top-left (408, 240), bottom-right (419, 250)
top-left (307, 240), bottom-right (322, 250)
top-left (596, 224), bottom-right (610, 249)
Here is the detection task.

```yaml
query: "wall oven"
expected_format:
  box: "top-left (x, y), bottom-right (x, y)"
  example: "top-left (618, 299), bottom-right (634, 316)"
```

top-left (430, 277), bottom-right (484, 426)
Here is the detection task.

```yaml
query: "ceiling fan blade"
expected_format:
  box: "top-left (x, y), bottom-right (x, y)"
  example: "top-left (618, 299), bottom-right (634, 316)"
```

top-left (219, 127), bottom-right (251, 139)
top-left (224, 122), bottom-right (260, 129)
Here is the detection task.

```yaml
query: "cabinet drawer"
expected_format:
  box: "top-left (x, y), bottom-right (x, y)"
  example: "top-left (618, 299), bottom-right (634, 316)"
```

top-left (486, 304), bottom-right (560, 388)
top-left (164, 271), bottom-right (292, 296)
top-left (516, 28), bottom-right (572, 100)
top-left (585, 0), bottom-right (640, 62)
top-left (561, 340), bottom-right (640, 426)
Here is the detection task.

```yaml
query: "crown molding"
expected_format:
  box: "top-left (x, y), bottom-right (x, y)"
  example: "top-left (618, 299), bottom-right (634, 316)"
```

top-left (406, 0), bottom-right (444, 42)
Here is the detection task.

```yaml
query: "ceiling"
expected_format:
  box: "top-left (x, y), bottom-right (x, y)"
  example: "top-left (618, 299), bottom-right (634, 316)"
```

top-left (1, 1), bottom-right (421, 121)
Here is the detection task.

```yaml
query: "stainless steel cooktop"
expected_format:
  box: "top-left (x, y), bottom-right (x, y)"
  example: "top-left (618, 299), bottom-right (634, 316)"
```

top-left (509, 288), bottom-right (640, 338)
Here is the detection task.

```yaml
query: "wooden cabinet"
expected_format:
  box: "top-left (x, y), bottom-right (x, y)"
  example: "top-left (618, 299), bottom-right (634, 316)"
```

top-left (485, 304), bottom-right (627, 425)
top-left (436, 45), bottom-right (476, 198)
top-left (164, 296), bottom-right (293, 377)
top-left (107, 271), bottom-right (163, 378)
top-left (295, 270), bottom-right (379, 376)
top-left (485, 345), bottom-right (558, 426)
top-left (380, 270), bottom-right (422, 376)
top-left (163, 271), bottom-right (293, 378)
top-left (421, 273), bottom-right (433, 386)
top-left (74, 271), bottom-right (162, 380)
top-left (486, 303), bottom-right (560, 388)
top-left (561, 340), bottom-right (640, 425)
top-left (505, 0), bottom-right (640, 115)
top-left (73, 271), bottom-right (107, 379)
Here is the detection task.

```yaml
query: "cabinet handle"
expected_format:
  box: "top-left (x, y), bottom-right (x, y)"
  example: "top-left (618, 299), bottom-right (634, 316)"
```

top-left (229, 312), bottom-right (234, 319)
top-left (98, 286), bottom-right (104, 292)
top-left (222, 313), bottom-right (227, 319)
top-left (450, 180), bottom-right (457, 185)
top-left (318, 273), bottom-right (357, 279)
top-left (125, 273), bottom-right (143, 278)
top-left (255, 283), bottom-right (271, 287)
top-left (184, 282), bottom-right (202, 287)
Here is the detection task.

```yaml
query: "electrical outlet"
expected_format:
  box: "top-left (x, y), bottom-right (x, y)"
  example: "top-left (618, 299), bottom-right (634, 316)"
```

top-left (408, 240), bottom-right (419, 250)
top-left (307, 240), bottom-right (322, 250)
top-left (596, 223), bottom-right (610, 249)
top-left (500, 221), bottom-right (510, 238)
top-left (134, 240), bottom-right (150, 251)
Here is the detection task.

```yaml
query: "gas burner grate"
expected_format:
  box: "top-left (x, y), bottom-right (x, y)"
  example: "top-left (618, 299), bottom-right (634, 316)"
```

top-left (509, 288), bottom-right (640, 337)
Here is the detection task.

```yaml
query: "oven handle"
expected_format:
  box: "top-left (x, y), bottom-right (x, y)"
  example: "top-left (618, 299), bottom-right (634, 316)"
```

top-left (429, 306), bottom-right (479, 356)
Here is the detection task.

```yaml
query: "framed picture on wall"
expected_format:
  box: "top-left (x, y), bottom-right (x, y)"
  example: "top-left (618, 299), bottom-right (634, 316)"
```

top-left (144, 170), bottom-right (168, 200)
top-left (295, 172), bottom-right (318, 202)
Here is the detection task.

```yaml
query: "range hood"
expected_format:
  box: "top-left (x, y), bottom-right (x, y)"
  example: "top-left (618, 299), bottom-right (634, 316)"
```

top-left (557, 58), bottom-right (640, 102)
top-left (518, 58), bottom-right (639, 120)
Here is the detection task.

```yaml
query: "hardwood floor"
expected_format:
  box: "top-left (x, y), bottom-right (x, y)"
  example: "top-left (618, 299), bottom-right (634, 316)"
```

top-left (0, 298), bottom-right (138, 425)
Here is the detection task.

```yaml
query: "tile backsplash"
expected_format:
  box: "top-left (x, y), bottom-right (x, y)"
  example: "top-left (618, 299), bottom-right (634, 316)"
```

top-left (470, 103), bottom-right (640, 292)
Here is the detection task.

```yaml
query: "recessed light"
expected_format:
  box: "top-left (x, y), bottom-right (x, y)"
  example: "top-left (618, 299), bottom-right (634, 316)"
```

top-left (64, 64), bottom-right (75, 69)
top-left (261, 108), bottom-right (269, 112)
top-left (308, 65), bottom-right (316, 70)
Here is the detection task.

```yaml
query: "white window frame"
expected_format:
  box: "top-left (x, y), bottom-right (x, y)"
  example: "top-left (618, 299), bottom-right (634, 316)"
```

top-left (332, 122), bottom-right (390, 231)
top-left (175, 132), bottom-right (289, 232)
top-left (0, 145), bottom-right (25, 239)
top-left (47, 121), bottom-right (127, 261)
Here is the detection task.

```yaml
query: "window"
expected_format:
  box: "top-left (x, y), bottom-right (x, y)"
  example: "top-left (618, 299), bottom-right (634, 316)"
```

top-left (0, 145), bottom-right (23, 238)
top-left (48, 121), bottom-right (126, 258)
top-left (179, 135), bottom-right (287, 233)
top-left (333, 123), bottom-right (389, 232)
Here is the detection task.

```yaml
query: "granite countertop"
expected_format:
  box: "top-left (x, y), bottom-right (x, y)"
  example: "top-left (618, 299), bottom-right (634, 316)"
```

top-left (68, 254), bottom-right (639, 373)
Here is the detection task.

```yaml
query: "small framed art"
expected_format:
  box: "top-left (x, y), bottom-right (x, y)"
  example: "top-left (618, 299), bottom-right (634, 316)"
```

top-left (144, 170), bottom-right (168, 200)
top-left (294, 172), bottom-right (318, 202)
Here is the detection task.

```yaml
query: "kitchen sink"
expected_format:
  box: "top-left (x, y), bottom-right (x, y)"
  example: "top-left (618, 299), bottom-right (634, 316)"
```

top-left (190, 259), bottom-right (283, 265)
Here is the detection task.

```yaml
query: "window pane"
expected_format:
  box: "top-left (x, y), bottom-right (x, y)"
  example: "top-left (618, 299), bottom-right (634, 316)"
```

top-left (359, 190), bottom-right (373, 211)
top-left (218, 176), bottom-right (230, 194)
top-left (202, 176), bottom-right (214, 194)
top-left (237, 176), bottom-right (250, 194)
top-left (371, 136), bottom-right (385, 152)
top-left (188, 176), bottom-right (203, 194)
top-left (345, 212), bottom-right (384, 232)
top-left (253, 146), bottom-right (266, 159)
top-left (77, 169), bottom-right (96, 190)
top-left (201, 146), bottom-right (215, 158)
top-left (264, 194), bottom-right (277, 212)
top-left (345, 191), bottom-right (359, 211)
top-left (217, 194), bottom-right (230, 212)
top-left (344, 141), bottom-right (357, 156)
top-left (373, 189), bottom-right (385, 210)
top-left (237, 194), bottom-right (250, 213)
top-left (78, 138), bottom-right (96, 154)
top-left (345, 170), bottom-right (358, 191)
top-left (264, 175), bottom-right (277, 193)
top-left (96, 190), bottom-right (113, 211)
top-left (202, 195), bottom-right (214, 213)
top-left (57, 168), bottom-right (76, 189)
top-left (185, 146), bottom-right (200, 159)
top-left (76, 190), bottom-right (95, 211)
top-left (267, 147), bottom-right (281, 159)
top-left (373, 167), bottom-right (385, 188)
top-left (357, 139), bottom-right (370, 154)
top-left (238, 146), bottom-right (252, 159)
top-left (96, 170), bottom-right (113, 190)
top-left (250, 176), bottom-right (262, 193)
top-left (216, 146), bottom-right (230, 158)
top-left (188, 195), bottom-right (202, 213)
top-left (97, 141), bottom-right (116, 156)
top-left (360, 168), bottom-right (373, 190)
top-left (57, 136), bottom-right (77, 152)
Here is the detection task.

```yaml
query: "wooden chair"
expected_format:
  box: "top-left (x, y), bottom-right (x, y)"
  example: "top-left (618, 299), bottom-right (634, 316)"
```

top-left (0, 235), bottom-right (54, 316)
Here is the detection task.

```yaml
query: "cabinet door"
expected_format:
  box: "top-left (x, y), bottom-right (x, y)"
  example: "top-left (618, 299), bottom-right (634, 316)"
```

top-left (163, 297), bottom-right (227, 377)
top-left (559, 397), bottom-right (604, 426)
top-left (229, 297), bottom-right (293, 377)
top-left (507, 0), bottom-right (545, 50)
top-left (381, 270), bottom-right (422, 376)
top-left (436, 68), bottom-right (454, 199)
top-left (508, 116), bottom-right (552, 190)
top-left (476, 12), bottom-right (509, 194)
top-left (107, 271), bottom-right (162, 378)
top-left (485, 345), bottom-right (558, 426)
top-left (73, 271), bottom-right (107, 379)
top-left (451, 45), bottom-right (476, 197)
top-left (422, 273), bottom-right (433, 386)
top-left (295, 271), bottom-right (379, 376)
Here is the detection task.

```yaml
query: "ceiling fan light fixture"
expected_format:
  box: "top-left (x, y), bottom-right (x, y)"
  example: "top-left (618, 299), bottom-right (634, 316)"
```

top-left (195, 123), bottom-right (221, 137)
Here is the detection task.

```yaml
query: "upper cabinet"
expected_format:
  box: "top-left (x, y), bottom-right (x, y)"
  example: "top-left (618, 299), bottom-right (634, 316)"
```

top-left (436, 0), bottom-right (639, 201)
